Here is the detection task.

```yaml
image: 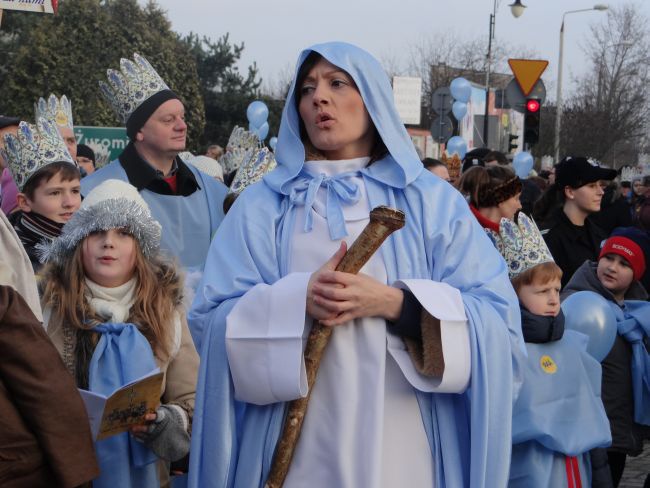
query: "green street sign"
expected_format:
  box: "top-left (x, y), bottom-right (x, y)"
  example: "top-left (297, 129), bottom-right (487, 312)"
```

top-left (74, 126), bottom-right (129, 163)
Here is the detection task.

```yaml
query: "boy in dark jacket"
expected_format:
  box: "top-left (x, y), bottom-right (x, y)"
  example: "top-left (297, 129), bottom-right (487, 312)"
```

top-left (562, 229), bottom-right (650, 486)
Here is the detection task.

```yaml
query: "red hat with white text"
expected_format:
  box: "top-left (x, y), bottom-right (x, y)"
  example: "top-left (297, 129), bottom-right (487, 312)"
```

top-left (599, 236), bottom-right (646, 281)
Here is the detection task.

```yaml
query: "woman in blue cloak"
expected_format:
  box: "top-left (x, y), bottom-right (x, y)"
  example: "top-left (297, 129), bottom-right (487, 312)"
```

top-left (188, 41), bottom-right (524, 488)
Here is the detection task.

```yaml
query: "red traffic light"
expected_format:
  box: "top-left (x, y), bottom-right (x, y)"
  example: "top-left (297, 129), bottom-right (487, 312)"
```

top-left (526, 99), bottom-right (540, 113)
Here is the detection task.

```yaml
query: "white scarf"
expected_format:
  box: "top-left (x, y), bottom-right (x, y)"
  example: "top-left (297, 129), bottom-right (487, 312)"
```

top-left (85, 277), bottom-right (182, 357)
top-left (85, 278), bottom-right (136, 323)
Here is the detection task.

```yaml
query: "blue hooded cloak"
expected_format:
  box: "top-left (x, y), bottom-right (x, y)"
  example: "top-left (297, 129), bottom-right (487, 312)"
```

top-left (188, 41), bottom-right (525, 488)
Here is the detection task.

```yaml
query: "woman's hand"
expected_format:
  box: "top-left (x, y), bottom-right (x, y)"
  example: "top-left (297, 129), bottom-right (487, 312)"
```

top-left (307, 242), bottom-right (404, 326)
top-left (307, 242), bottom-right (347, 322)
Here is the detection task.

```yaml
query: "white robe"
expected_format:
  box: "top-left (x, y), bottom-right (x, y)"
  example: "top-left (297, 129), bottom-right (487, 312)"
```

top-left (226, 157), bottom-right (471, 488)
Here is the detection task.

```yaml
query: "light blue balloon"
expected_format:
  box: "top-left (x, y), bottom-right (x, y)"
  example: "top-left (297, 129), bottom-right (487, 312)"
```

top-left (446, 136), bottom-right (467, 159)
top-left (512, 151), bottom-right (534, 178)
top-left (452, 101), bottom-right (467, 120)
top-left (450, 77), bottom-right (471, 103)
top-left (257, 122), bottom-right (269, 141)
top-left (561, 291), bottom-right (617, 362)
top-left (269, 136), bottom-right (278, 151)
top-left (246, 100), bottom-right (269, 128)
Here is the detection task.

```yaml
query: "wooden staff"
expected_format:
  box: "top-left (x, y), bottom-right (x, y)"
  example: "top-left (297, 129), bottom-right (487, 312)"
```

top-left (265, 206), bottom-right (406, 488)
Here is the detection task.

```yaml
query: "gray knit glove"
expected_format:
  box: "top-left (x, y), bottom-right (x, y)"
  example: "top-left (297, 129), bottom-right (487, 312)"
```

top-left (137, 405), bottom-right (190, 462)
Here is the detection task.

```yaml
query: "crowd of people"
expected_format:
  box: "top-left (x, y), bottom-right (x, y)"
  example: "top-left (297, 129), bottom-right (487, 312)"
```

top-left (0, 41), bottom-right (648, 488)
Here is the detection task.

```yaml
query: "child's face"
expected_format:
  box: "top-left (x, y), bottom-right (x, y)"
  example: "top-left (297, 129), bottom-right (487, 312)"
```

top-left (597, 253), bottom-right (635, 298)
top-left (517, 277), bottom-right (561, 317)
top-left (18, 172), bottom-right (81, 223)
top-left (82, 228), bottom-right (137, 288)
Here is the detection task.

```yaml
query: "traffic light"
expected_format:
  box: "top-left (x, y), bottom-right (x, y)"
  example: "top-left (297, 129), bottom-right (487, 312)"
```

top-left (523, 98), bottom-right (541, 146)
top-left (508, 134), bottom-right (519, 152)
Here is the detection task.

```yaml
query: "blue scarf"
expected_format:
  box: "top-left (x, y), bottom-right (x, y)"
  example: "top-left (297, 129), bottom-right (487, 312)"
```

top-left (89, 323), bottom-right (159, 488)
top-left (188, 41), bottom-right (525, 488)
top-left (609, 301), bottom-right (650, 425)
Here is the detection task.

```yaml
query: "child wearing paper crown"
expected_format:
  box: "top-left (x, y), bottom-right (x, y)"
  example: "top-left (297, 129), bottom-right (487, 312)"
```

top-left (2, 118), bottom-right (81, 272)
top-left (489, 213), bottom-right (612, 488)
top-left (39, 179), bottom-right (199, 488)
top-left (562, 227), bottom-right (650, 487)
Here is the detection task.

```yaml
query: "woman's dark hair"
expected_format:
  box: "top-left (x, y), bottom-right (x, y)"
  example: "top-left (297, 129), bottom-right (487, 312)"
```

top-left (422, 158), bottom-right (446, 170)
top-left (457, 165), bottom-right (520, 209)
top-left (532, 183), bottom-right (564, 226)
top-left (483, 150), bottom-right (509, 165)
top-left (294, 51), bottom-right (387, 163)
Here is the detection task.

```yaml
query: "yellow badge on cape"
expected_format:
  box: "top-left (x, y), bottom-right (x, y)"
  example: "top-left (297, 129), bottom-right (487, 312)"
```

top-left (540, 355), bottom-right (557, 374)
top-left (55, 110), bottom-right (69, 127)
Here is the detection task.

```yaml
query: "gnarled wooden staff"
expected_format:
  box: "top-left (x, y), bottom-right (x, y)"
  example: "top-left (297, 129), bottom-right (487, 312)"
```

top-left (265, 206), bottom-right (406, 488)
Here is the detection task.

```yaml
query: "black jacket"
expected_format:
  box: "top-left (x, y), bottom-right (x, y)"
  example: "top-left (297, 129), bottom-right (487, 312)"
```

top-left (542, 209), bottom-right (607, 288)
top-left (591, 186), bottom-right (633, 236)
top-left (562, 261), bottom-right (649, 456)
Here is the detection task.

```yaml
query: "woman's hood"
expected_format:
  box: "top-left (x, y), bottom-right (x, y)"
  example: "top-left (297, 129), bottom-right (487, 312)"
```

top-left (264, 41), bottom-right (423, 195)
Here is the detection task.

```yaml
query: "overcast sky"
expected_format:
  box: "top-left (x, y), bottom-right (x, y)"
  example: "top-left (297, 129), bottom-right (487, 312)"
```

top-left (148, 0), bottom-right (648, 99)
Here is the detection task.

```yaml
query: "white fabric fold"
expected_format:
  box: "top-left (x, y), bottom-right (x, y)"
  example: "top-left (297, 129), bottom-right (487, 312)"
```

top-left (391, 279), bottom-right (471, 393)
top-left (225, 272), bottom-right (311, 405)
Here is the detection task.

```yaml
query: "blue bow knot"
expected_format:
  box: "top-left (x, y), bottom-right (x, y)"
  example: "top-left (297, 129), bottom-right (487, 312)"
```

top-left (289, 170), bottom-right (361, 240)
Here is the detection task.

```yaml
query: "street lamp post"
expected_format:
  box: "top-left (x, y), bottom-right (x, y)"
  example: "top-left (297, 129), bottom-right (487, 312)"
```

top-left (481, 0), bottom-right (526, 148)
top-left (553, 4), bottom-right (608, 163)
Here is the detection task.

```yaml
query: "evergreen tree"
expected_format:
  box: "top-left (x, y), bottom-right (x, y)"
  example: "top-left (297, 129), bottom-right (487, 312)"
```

top-left (0, 0), bottom-right (205, 148)
top-left (182, 33), bottom-right (265, 148)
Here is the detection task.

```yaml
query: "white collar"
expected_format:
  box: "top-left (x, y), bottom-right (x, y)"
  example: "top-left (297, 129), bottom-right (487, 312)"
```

top-left (303, 157), bottom-right (370, 177)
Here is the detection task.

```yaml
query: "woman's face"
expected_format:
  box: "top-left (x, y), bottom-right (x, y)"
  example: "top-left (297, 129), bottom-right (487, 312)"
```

top-left (633, 179), bottom-right (645, 196)
top-left (565, 181), bottom-right (604, 214)
top-left (497, 192), bottom-right (522, 220)
top-left (82, 228), bottom-right (136, 288)
top-left (298, 58), bottom-right (375, 160)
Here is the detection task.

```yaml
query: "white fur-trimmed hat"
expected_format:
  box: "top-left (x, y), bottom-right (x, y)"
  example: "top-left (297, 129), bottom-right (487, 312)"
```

top-left (186, 155), bottom-right (224, 181)
top-left (39, 179), bottom-right (162, 264)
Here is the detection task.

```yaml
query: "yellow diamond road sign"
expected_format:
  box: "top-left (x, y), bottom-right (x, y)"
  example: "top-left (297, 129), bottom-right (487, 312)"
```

top-left (508, 59), bottom-right (549, 97)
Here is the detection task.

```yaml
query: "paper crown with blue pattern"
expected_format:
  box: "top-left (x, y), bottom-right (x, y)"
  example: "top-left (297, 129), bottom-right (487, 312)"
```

top-left (229, 145), bottom-right (276, 194)
top-left (98, 53), bottom-right (170, 124)
top-left (219, 126), bottom-right (263, 175)
top-left (35, 94), bottom-right (74, 129)
top-left (494, 213), bottom-right (555, 279)
top-left (2, 119), bottom-right (77, 191)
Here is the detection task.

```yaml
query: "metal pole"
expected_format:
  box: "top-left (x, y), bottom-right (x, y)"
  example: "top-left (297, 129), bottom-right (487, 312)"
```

top-left (553, 7), bottom-right (607, 163)
top-left (483, 3), bottom-right (495, 148)
top-left (554, 19), bottom-right (564, 163)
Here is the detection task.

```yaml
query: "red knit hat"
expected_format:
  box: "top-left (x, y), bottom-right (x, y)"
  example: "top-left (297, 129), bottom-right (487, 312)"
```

top-left (599, 236), bottom-right (646, 281)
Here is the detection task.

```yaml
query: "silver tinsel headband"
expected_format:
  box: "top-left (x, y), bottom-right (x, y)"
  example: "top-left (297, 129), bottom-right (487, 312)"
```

top-left (38, 197), bottom-right (162, 265)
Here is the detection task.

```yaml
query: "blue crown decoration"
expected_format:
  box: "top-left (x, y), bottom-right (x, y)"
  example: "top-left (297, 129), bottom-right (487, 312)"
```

top-left (99, 53), bottom-right (170, 124)
top-left (219, 126), bottom-right (263, 175)
top-left (35, 94), bottom-right (74, 129)
top-left (229, 145), bottom-right (277, 194)
top-left (494, 213), bottom-right (555, 279)
top-left (2, 119), bottom-right (76, 191)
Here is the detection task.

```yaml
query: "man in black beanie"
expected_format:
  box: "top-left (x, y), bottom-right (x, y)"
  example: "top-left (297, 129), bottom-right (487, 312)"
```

top-left (81, 54), bottom-right (227, 270)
